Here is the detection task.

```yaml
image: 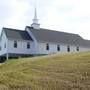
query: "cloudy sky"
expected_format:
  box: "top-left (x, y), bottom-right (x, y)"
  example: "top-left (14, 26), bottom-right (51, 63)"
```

top-left (0, 0), bottom-right (90, 39)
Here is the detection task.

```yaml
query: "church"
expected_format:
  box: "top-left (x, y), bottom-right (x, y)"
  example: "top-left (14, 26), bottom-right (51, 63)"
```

top-left (0, 9), bottom-right (90, 60)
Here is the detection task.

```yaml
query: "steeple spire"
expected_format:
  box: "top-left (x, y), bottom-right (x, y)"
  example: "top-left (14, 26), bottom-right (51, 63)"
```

top-left (31, 8), bottom-right (40, 29)
top-left (34, 8), bottom-right (37, 20)
top-left (33, 8), bottom-right (38, 24)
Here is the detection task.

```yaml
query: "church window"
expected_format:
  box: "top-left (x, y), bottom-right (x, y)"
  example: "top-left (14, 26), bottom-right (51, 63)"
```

top-left (57, 45), bottom-right (60, 51)
top-left (76, 47), bottom-right (79, 51)
top-left (14, 41), bottom-right (17, 48)
top-left (0, 46), bottom-right (1, 50)
top-left (46, 43), bottom-right (49, 50)
top-left (67, 45), bottom-right (70, 52)
top-left (4, 43), bottom-right (6, 48)
top-left (27, 42), bottom-right (30, 49)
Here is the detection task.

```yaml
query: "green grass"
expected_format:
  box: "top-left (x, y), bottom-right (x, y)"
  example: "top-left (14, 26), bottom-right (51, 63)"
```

top-left (0, 51), bottom-right (90, 90)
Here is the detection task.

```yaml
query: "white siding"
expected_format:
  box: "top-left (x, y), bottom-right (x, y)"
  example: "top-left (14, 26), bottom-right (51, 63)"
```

top-left (6, 40), bottom-right (90, 55)
top-left (36, 42), bottom-right (67, 54)
top-left (36, 42), bottom-right (90, 54)
top-left (7, 39), bottom-right (35, 54)
top-left (25, 28), bottom-right (38, 54)
top-left (0, 31), bottom-right (7, 56)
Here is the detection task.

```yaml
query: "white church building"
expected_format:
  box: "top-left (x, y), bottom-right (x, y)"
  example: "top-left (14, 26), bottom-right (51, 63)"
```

top-left (0, 9), bottom-right (90, 60)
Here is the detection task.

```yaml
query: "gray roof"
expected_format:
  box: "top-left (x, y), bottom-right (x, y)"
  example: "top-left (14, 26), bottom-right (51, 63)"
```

top-left (26, 26), bottom-right (90, 47)
top-left (75, 40), bottom-right (90, 47)
top-left (3, 28), bottom-right (33, 41)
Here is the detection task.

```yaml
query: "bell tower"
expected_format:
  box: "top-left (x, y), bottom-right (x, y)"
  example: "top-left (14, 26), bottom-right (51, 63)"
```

top-left (31, 8), bottom-right (40, 29)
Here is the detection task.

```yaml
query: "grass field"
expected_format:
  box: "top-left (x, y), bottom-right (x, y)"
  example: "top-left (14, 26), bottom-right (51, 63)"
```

top-left (0, 51), bottom-right (90, 90)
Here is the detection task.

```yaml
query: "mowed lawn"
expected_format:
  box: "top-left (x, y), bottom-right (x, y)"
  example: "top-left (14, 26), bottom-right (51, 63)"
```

top-left (0, 51), bottom-right (90, 90)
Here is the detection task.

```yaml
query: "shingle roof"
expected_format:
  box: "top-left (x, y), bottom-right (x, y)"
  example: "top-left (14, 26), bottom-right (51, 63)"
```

top-left (3, 27), bottom-right (90, 48)
top-left (75, 40), bottom-right (90, 47)
top-left (3, 28), bottom-right (33, 41)
top-left (26, 26), bottom-right (90, 47)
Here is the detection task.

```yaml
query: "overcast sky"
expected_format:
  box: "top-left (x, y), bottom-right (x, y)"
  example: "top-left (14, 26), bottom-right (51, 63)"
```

top-left (0, 0), bottom-right (90, 39)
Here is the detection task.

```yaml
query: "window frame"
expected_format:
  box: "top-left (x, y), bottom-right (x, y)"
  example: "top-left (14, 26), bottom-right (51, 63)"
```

top-left (0, 46), bottom-right (1, 51)
top-left (27, 42), bottom-right (30, 49)
top-left (4, 43), bottom-right (6, 48)
top-left (67, 45), bottom-right (70, 52)
top-left (14, 41), bottom-right (17, 48)
top-left (57, 45), bottom-right (60, 51)
top-left (46, 43), bottom-right (49, 50)
top-left (76, 46), bottom-right (79, 51)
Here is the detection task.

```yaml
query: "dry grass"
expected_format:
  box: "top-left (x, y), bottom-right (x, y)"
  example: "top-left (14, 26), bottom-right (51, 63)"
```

top-left (0, 51), bottom-right (90, 90)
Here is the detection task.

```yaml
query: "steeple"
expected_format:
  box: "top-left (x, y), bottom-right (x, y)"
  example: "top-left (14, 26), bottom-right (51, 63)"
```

top-left (33, 8), bottom-right (38, 23)
top-left (31, 8), bottom-right (40, 29)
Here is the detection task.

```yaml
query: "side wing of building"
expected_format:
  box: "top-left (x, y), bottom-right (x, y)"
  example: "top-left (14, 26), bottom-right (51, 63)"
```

top-left (0, 28), bottom-right (36, 57)
top-left (26, 26), bottom-right (90, 54)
